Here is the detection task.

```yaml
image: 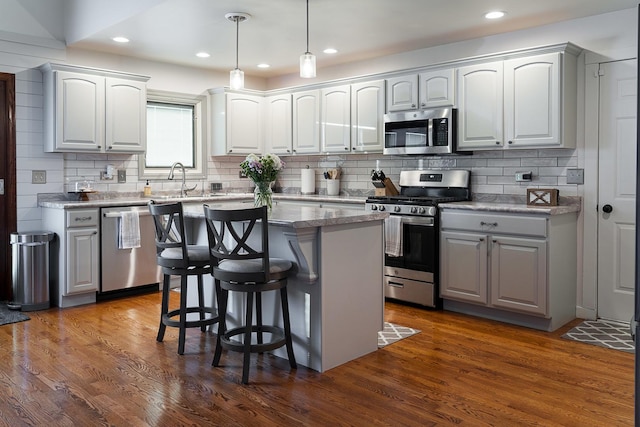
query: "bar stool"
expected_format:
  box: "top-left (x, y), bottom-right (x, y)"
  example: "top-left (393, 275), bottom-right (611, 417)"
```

top-left (203, 204), bottom-right (296, 384)
top-left (148, 201), bottom-right (219, 355)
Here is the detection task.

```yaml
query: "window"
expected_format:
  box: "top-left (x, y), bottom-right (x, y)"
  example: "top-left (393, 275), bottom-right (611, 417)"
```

top-left (139, 90), bottom-right (207, 179)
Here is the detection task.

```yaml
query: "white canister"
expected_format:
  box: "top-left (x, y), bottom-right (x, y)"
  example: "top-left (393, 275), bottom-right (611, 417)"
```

top-left (301, 168), bottom-right (315, 194)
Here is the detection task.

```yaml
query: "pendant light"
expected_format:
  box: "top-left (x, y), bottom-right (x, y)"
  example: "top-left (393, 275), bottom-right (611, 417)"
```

top-left (226, 13), bottom-right (250, 90)
top-left (300, 0), bottom-right (316, 78)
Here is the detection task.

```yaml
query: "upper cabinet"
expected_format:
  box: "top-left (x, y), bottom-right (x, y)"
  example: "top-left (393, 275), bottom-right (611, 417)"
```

top-left (386, 75), bottom-right (418, 112)
top-left (41, 63), bottom-right (149, 153)
top-left (386, 69), bottom-right (455, 112)
top-left (457, 61), bottom-right (504, 150)
top-left (292, 89), bottom-right (321, 154)
top-left (264, 94), bottom-right (293, 155)
top-left (210, 90), bottom-right (263, 155)
top-left (321, 85), bottom-right (351, 153)
top-left (457, 49), bottom-right (579, 151)
top-left (351, 80), bottom-right (385, 153)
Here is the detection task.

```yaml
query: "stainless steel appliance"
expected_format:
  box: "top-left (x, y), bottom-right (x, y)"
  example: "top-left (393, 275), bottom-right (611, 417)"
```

top-left (365, 169), bottom-right (471, 307)
top-left (100, 205), bottom-right (162, 295)
top-left (383, 108), bottom-right (458, 155)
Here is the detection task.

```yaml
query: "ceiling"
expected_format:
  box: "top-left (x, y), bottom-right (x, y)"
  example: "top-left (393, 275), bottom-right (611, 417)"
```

top-left (4, 0), bottom-right (640, 78)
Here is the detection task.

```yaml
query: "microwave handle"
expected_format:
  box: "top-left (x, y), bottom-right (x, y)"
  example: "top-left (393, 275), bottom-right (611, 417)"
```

top-left (427, 118), bottom-right (433, 147)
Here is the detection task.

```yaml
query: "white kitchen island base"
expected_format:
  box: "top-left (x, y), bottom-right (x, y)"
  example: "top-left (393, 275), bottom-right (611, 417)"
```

top-left (185, 203), bottom-right (386, 373)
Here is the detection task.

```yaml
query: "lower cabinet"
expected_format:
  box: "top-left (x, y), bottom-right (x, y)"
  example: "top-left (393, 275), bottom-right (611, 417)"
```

top-left (441, 231), bottom-right (546, 315)
top-left (43, 207), bottom-right (100, 307)
top-left (439, 208), bottom-right (576, 331)
top-left (66, 225), bottom-right (99, 295)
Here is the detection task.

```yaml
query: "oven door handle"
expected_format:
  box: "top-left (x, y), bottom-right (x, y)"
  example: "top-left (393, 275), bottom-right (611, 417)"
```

top-left (396, 216), bottom-right (435, 226)
top-left (388, 281), bottom-right (405, 288)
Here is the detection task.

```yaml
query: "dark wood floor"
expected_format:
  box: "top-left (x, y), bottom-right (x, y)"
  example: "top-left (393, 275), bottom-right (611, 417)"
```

top-left (0, 291), bottom-right (633, 426)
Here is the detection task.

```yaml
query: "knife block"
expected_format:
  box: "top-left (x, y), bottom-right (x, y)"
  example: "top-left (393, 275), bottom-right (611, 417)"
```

top-left (374, 178), bottom-right (399, 196)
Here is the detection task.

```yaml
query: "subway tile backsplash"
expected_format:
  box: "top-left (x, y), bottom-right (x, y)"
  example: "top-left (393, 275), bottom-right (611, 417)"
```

top-left (58, 148), bottom-right (580, 198)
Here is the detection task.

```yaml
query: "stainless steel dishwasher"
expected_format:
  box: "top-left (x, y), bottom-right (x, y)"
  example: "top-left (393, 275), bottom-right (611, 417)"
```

top-left (100, 205), bottom-right (162, 294)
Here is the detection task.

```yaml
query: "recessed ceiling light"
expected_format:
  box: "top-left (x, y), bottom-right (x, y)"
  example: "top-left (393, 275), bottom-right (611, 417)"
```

top-left (484, 11), bottom-right (505, 19)
top-left (323, 48), bottom-right (338, 54)
top-left (257, 63), bottom-right (271, 69)
top-left (196, 52), bottom-right (210, 58)
top-left (112, 36), bottom-right (130, 43)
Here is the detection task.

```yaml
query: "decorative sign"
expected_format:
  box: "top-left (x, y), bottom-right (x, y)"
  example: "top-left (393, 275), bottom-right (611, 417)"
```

top-left (527, 188), bottom-right (559, 206)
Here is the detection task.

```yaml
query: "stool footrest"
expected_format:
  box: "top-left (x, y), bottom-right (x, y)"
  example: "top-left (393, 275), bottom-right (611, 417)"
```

top-left (163, 306), bottom-right (219, 329)
top-left (221, 325), bottom-right (286, 353)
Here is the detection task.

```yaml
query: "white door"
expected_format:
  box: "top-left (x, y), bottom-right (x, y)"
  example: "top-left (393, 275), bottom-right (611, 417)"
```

top-left (597, 59), bottom-right (637, 322)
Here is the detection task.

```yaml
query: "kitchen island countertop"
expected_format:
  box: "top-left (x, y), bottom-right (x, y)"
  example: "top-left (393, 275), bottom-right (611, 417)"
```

top-left (182, 201), bottom-right (387, 228)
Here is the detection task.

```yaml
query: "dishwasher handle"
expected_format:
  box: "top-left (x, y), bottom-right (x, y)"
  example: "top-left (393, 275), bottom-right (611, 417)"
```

top-left (103, 210), bottom-right (153, 218)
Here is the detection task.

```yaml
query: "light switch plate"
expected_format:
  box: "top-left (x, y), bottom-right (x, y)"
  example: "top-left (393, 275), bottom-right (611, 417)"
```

top-left (117, 169), bottom-right (126, 183)
top-left (566, 168), bottom-right (584, 185)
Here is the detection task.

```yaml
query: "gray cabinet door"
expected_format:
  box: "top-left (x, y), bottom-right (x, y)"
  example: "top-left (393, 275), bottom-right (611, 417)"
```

top-left (440, 230), bottom-right (488, 304)
top-left (490, 235), bottom-right (547, 316)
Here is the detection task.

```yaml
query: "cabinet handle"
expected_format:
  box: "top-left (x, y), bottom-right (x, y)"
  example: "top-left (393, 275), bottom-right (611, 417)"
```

top-left (495, 141), bottom-right (500, 145)
top-left (492, 239), bottom-right (497, 243)
top-left (411, 104), bottom-right (416, 108)
top-left (508, 141), bottom-right (513, 145)
top-left (107, 146), bottom-right (113, 150)
top-left (480, 221), bottom-right (498, 227)
top-left (75, 216), bottom-right (93, 222)
top-left (93, 231), bottom-right (98, 235)
top-left (287, 149), bottom-right (291, 153)
top-left (479, 238), bottom-right (484, 241)
top-left (421, 102), bottom-right (426, 107)
top-left (344, 147), bottom-right (349, 150)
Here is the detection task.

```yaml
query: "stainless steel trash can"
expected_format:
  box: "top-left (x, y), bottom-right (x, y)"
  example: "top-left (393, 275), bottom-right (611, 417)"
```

top-left (9, 231), bottom-right (55, 311)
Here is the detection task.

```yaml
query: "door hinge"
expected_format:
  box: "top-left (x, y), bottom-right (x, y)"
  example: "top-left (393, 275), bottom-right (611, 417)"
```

top-left (0, 178), bottom-right (4, 195)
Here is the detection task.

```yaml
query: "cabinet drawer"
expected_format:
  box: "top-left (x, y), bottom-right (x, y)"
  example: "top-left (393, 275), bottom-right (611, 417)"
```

top-left (66, 209), bottom-right (99, 228)
top-left (441, 210), bottom-right (547, 237)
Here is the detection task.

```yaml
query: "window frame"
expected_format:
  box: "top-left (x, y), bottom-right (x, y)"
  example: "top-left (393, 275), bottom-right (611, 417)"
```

top-left (139, 90), bottom-right (207, 180)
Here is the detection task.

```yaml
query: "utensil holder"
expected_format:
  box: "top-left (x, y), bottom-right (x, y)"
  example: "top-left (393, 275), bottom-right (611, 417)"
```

top-left (326, 179), bottom-right (340, 196)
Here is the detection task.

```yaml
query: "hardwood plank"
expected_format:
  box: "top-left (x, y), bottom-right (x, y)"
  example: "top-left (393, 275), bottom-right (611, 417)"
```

top-left (0, 294), bottom-right (633, 426)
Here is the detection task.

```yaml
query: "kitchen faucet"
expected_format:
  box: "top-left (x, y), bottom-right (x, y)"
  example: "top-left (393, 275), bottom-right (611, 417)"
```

top-left (168, 162), bottom-right (197, 197)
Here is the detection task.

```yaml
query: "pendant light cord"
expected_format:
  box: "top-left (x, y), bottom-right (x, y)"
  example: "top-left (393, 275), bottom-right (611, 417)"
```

top-left (306, 0), bottom-right (310, 53)
top-left (235, 17), bottom-right (240, 69)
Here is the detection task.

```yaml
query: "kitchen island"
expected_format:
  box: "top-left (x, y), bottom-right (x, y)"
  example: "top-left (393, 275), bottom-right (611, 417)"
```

top-left (182, 202), bottom-right (388, 373)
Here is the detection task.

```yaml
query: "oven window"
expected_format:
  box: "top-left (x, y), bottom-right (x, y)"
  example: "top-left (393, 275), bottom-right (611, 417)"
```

top-left (385, 221), bottom-right (437, 273)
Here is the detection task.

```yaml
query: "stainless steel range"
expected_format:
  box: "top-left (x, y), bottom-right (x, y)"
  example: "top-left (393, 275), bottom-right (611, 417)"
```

top-left (365, 169), bottom-right (471, 308)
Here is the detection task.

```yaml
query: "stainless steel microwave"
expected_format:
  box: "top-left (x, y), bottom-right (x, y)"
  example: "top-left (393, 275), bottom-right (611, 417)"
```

top-left (383, 108), bottom-right (457, 155)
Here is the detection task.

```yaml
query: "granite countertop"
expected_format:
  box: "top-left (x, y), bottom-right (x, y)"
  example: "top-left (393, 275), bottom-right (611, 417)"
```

top-left (439, 201), bottom-right (581, 215)
top-left (38, 193), bottom-right (367, 210)
top-left (182, 201), bottom-right (388, 229)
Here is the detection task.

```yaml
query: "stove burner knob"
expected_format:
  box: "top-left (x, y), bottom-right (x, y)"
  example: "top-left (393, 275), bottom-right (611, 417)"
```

top-left (370, 205), bottom-right (377, 211)
top-left (410, 206), bottom-right (418, 214)
top-left (378, 205), bottom-right (385, 211)
top-left (418, 207), bottom-right (426, 214)
top-left (394, 206), bottom-right (401, 213)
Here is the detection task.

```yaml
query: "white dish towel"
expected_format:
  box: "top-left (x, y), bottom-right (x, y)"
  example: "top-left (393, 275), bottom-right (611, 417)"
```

top-left (384, 216), bottom-right (403, 257)
top-left (118, 211), bottom-right (141, 249)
